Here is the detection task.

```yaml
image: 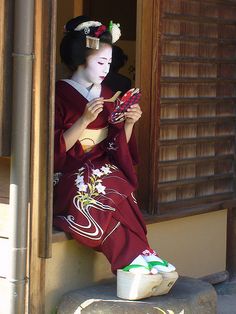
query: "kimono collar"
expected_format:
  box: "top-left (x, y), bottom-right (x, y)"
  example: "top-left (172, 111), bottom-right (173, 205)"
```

top-left (62, 79), bottom-right (102, 101)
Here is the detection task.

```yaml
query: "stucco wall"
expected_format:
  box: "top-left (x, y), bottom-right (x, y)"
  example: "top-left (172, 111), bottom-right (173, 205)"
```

top-left (147, 209), bottom-right (227, 278)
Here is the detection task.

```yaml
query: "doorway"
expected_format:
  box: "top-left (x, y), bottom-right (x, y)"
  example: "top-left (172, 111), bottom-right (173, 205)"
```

top-left (55, 0), bottom-right (153, 212)
top-left (83, 0), bottom-right (137, 86)
top-left (56, 0), bottom-right (137, 87)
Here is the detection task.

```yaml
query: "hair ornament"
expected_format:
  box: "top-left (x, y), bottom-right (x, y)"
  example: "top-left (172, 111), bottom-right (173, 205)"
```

top-left (86, 36), bottom-right (100, 50)
top-left (109, 21), bottom-right (121, 43)
top-left (83, 27), bottom-right (90, 35)
top-left (95, 25), bottom-right (107, 37)
top-left (65, 18), bottom-right (121, 49)
top-left (74, 21), bottom-right (102, 31)
top-left (73, 20), bottom-right (107, 50)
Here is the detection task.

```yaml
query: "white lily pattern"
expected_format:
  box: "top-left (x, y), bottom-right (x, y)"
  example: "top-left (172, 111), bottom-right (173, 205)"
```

top-left (62, 164), bottom-right (118, 240)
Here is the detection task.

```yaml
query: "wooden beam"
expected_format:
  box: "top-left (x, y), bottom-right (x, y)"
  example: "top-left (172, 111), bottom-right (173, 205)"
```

top-left (74, 0), bottom-right (83, 16)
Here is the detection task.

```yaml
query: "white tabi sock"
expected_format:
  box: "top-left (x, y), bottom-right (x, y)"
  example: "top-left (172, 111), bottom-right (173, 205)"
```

top-left (142, 249), bottom-right (176, 273)
top-left (122, 255), bottom-right (151, 274)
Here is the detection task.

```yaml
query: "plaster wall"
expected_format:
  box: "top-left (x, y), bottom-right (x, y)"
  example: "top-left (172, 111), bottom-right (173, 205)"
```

top-left (147, 209), bottom-right (227, 278)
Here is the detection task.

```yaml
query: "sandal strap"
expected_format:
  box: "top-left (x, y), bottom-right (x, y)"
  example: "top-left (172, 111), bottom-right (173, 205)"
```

top-left (122, 264), bottom-right (149, 272)
top-left (148, 260), bottom-right (169, 268)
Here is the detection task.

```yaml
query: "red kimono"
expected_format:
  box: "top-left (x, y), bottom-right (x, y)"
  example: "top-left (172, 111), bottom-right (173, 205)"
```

top-left (53, 80), bottom-right (148, 273)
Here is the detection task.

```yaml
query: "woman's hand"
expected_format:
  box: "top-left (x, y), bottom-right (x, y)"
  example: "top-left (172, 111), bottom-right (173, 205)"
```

top-left (124, 104), bottom-right (142, 142)
top-left (124, 104), bottom-right (142, 125)
top-left (63, 97), bottom-right (104, 151)
top-left (81, 97), bottom-right (104, 125)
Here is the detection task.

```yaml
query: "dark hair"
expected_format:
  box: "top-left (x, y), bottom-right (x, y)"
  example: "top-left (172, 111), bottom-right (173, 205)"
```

top-left (60, 16), bottom-right (113, 72)
top-left (110, 46), bottom-right (128, 72)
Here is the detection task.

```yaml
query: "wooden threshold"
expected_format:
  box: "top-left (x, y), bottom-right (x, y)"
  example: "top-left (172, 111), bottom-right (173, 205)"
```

top-left (143, 199), bottom-right (235, 224)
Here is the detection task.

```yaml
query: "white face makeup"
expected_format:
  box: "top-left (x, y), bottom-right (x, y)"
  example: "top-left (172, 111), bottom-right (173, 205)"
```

top-left (78, 44), bottom-right (112, 87)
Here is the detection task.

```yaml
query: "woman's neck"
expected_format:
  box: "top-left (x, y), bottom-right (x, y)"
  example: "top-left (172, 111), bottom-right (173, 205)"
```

top-left (71, 71), bottom-right (93, 90)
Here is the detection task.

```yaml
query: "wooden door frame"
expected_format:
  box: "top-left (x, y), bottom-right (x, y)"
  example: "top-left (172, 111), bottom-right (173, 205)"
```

top-left (136, 0), bottom-right (161, 214)
top-left (136, 0), bottom-right (236, 280)
top-left (29, 1), bottom-right (156, 311)
top-left (31, 0), bottom-right (236, 311)
top-left (29, 0), bottom-right (57, 312)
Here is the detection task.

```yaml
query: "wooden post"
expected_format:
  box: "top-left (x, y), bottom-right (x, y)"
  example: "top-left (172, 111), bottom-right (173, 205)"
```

top-left (136, 0), bottom-right (155, 212)
top-left (227, 208), bottom-right (236, 278)
top-left (29, 0), bottom-right (56, 312)
top-left (74, 0), bottom-right (83, 16)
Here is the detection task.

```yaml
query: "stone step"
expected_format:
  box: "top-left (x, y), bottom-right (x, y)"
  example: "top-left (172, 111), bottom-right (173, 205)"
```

top-left (57, 276), bottom-right (217, 314)
top-left (214, 278), bottom-right (236, 296)
top-left (214, 278), bottom-right (236, 314)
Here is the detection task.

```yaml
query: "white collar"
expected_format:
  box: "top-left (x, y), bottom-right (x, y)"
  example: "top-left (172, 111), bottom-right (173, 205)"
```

top-left (62, 79), bottom-right (101, 101)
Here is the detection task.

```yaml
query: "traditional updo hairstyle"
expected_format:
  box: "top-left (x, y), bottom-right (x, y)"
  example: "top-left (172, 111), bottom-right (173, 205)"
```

top-left (60, 16), bottom-right (120, 72)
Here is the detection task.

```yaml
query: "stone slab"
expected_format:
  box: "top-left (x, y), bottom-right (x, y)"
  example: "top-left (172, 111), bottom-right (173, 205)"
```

top-left (214, 278), bottom-right (236, 295)
top-left (57, 276), bottom-right (217, 314)
top-left (217, 295), bottom-right (236, 314)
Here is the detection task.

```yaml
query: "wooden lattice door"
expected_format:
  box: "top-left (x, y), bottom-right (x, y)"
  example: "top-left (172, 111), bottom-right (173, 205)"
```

top-left (137, 0), bottom-right (236, 216)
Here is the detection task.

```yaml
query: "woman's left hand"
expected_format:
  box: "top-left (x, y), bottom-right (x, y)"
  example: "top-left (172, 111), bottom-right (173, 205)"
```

top-left (124, 104), bottom-right (142, 125)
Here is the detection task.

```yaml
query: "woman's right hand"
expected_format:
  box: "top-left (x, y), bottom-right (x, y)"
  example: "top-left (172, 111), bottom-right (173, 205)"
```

top-left (81, 97), bottom-right (104, 125)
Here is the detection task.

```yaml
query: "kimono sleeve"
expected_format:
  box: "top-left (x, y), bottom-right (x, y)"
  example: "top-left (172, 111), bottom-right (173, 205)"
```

top-left (54, 94), bottom-right (87, 172)
top-left (54, 95), bottom-right (67, 171)
top-left (103, 122), bottom-right (139, 188)
top-left (128, 130), bottom-right (139, 166)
